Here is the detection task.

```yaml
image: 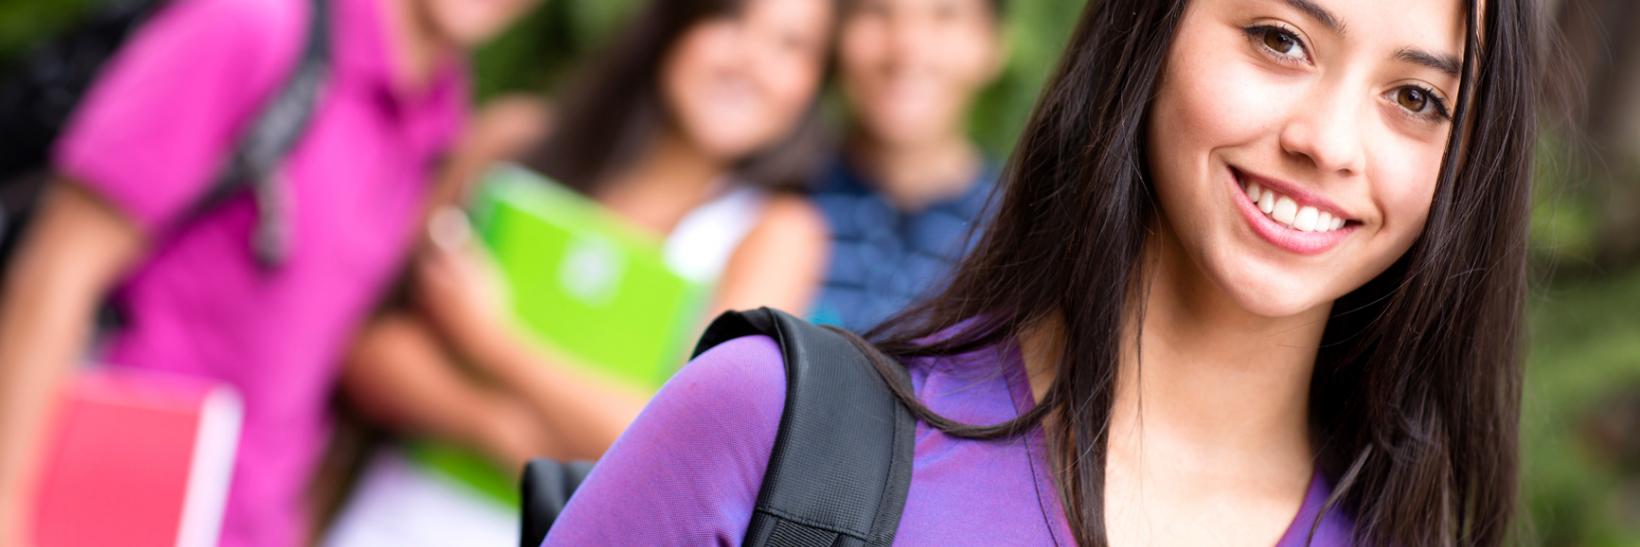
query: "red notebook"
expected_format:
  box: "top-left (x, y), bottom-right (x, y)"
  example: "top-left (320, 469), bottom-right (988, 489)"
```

top-left (30, 368), bottom-right (241, 547)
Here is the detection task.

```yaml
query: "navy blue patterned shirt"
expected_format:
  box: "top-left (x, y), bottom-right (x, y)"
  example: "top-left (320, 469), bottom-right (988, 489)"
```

top-left (809, 156), bottom-right (997, 332)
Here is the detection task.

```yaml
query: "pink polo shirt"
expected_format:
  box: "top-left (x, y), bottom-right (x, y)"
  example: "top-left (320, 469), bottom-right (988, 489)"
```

top-left (53, 0), bottom-right (468, 544)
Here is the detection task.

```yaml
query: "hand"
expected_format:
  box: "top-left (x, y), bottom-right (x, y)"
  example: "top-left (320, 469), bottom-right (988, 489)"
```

top-left (413, 209), bottom-right (513, 354)
top-left (470, 395), bottom-right (560, 476)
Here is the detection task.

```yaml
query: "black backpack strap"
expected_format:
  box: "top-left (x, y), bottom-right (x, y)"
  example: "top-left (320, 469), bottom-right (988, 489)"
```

top-left (188, 0), bottom-right (331, 268)
top-left (519, 459), bottom-right (595, 547)
top-left (693, 308), bottom-right (916, 547)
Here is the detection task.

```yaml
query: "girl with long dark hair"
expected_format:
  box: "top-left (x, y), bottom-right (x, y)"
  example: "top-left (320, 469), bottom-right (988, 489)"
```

top-left (341, 0), bottom-right (837, 470)
top-left (546, 0), bottom-right (1541, 544)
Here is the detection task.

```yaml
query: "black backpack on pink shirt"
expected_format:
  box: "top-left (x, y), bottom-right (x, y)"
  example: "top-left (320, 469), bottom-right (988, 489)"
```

top-left (520, 307), bottom-right (918, 547)
top-left (0, 0), bottom-right (330, 271)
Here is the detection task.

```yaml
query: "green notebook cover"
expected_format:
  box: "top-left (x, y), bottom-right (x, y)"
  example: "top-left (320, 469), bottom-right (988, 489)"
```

top-left (471, 164), bottom-right (709, 388)
top-left (411, 164), bottom-right (710, 505)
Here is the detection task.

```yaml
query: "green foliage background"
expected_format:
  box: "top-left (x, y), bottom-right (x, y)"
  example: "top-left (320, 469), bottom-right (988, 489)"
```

top-left (2, 0), bottom-right (1636, 544)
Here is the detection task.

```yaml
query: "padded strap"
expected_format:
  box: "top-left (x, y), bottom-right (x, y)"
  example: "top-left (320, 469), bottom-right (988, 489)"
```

top-left (191, 0), bottom-right (330, 268)
top-left (519, 459), bottom-right (595, 547)
top-left (693, 308), bottom-right (916, 547)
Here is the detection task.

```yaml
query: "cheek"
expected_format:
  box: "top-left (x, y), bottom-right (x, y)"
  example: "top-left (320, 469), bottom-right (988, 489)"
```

top-left (1369, 144), bottom-right (1443, 252)
top-left (1150, 38), bottom-right (1287, 212)
top-left (780, 58), bottom-right (820, 108)
top-left (840, 20), bottom-right (890, 76)
top-left (735, 74), bottom-right (810, 151)
top-left (768, 55), bottom-right (822, 109)
top-left (661, 28), bottom-right (730, 120)
top-left (658, 59), bottom-right (696, 126)
top-left (934, 26), bottom-right (999, 87)
top-left (747, 54), bottom-right (821, 135)
top-left (1163, 61), bottom-right (1288, 155)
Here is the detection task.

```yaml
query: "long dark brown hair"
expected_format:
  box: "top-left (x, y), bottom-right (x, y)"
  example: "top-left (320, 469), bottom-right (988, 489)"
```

top-left (852, 0), bottom-right (1543, 545)
top-left (526, 0), bottom-right (832, 195)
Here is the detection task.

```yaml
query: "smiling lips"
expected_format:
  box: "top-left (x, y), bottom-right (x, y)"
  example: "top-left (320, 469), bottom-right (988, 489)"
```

top-left (1229, 167), bottom-right (1358, 255)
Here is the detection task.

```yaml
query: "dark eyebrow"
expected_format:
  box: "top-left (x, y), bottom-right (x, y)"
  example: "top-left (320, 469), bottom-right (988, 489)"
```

top-left (1279, 0), bottom-right (1462, 79)
top-left (1396, 47), bottom-right (1463, 78)
top-left (1283, 0), bottom-right (1345, 35)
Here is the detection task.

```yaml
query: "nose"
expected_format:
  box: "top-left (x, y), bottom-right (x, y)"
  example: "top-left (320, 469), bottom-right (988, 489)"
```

top-left (721, 23), bottom-right (763, 73)
top-left (887, 17), bottom-right (935, 68)
top-left (1278, 84), bottom-right (1367, 177)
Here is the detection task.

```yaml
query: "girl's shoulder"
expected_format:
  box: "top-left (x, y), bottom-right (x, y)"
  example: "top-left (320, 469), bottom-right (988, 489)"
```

top-left (620, 333), bottom-right (790, 463)
top-left (656, 334), bottom-right (790, 430)
top-left (545, 334), bottom-right (787, 545)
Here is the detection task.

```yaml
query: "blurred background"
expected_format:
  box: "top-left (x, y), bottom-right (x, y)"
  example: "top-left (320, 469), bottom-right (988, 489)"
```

top-left (0, 0), bottom-right (1636, 545)
top-left (479, 4), bottom-right (1640, 541)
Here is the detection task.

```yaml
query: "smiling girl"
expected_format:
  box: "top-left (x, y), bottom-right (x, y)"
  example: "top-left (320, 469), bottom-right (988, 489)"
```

top-left (341, 0), bottom-right (838, 469)
top-left (544, 0), bottom-right (1542, 544)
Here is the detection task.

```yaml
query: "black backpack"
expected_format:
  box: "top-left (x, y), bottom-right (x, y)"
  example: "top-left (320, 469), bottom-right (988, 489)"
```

top-left (520, 308), bottom-right (917, 547)
top-left (0, 0), bottom-right (330, 270)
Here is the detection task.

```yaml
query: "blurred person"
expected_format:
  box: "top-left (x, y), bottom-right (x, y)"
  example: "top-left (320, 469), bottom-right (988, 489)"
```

top-left (809, 0), bottom-right (1006, 332)
top-left (547, 0), bottom-right (1542, 545)
top-left (342, 0), bottom-right (836, 467)
top-left (0, 0), bottom-right (538, 545)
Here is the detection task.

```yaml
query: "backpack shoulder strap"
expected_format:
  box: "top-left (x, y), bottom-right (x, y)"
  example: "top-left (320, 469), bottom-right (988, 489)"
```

top-left (188, 0), bottom-right (331, 268)
top-left (518, 459), bottom-right (595, 547)
top-left (693, 308), bottom-right (916, 547)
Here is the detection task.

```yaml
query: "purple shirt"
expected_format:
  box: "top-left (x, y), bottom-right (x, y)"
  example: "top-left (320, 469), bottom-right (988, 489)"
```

top-left (547, 335), bottom-right (1355, 545)
top-left (53, 0), bottom-right (467, 544)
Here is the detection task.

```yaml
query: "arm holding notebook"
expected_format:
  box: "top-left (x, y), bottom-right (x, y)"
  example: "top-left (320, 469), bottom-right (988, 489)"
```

top-left (344, 188), bottom-right (829, 467)
top-left (345, 239), bottom-right (648, 464)
top-left (0, 184), bottom-right (144, 547)
top-left (341, 95), bottom-right (645, 467)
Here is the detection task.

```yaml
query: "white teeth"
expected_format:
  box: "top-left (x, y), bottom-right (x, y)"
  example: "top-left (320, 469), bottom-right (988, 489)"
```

top-left (1294, 206), bottom-right (1319, 232)
top-left (1272, 196), bottom-right (1298, 225)
top-left (1241, 178), bottom-right (1350, 232)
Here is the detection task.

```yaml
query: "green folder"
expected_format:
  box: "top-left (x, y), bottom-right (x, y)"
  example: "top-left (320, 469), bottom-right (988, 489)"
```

top-left (471, 164), bottom-right (710, 389)
top-left (411, 164), bottom-right (710, 504)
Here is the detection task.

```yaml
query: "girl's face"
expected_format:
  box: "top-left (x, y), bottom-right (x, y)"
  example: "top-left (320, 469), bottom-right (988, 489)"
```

top-left (839, 0), bottom-right (1002, 147)
top-left (1147, 0), bottom-right (1467, 318)
top-left (417, 0), bottom-right (539, 48)
top-left (661, 0), bottom-right (834, 161)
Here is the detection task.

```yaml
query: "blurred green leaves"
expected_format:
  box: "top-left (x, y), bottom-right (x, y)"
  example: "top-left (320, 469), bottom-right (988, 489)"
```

top-left (0, 0), bottom-right (96, 63)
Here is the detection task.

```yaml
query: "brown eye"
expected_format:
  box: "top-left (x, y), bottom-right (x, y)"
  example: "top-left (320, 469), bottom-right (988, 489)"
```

top-left (1246, 25), bottom-right (1308, 61)
top-left (1396, 87), bottom-right (1430, 112)
top-left (1263, 29), bottom-right (1298, 54)
top-left (1384, 85), bottom-right (1452, 121)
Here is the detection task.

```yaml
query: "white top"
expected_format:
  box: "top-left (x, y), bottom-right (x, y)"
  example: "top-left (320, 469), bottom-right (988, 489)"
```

top-left (663, 182), bottom-right (769, 284)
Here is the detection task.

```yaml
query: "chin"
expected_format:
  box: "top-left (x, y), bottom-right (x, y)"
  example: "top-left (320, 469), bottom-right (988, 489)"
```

top-left (1238, 290), bottom-right (1325, 319)
top-left (429, 12), bottom-right (499, 48)
top-left (696, 136), bottom-right (765, 164)
top-left (864, 124), bottom-right (940, 151)
top-left (1216, 263), bottom-right (1334, 319)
